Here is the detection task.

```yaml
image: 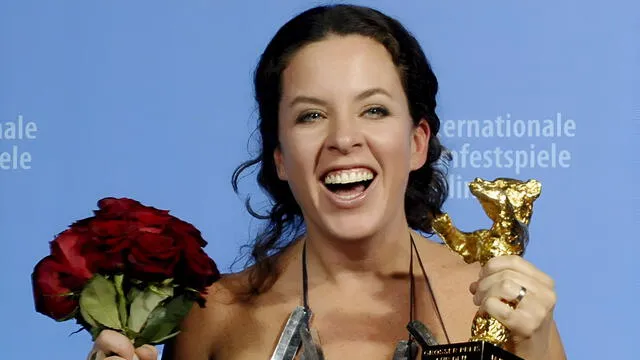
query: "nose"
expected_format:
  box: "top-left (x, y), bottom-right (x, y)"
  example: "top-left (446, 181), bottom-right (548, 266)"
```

top-left (325, 115), bottom-right (363, 154)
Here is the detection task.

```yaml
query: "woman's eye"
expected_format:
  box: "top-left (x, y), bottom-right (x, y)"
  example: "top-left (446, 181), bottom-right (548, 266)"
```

top-left (363, 106), bottom-right (389, 118)
top-left (297, 111), bottom-right (323, 123)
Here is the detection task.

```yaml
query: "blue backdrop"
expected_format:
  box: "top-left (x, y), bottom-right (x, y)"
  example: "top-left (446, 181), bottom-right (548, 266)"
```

top-left (1, 1), bottom-right (638, 359)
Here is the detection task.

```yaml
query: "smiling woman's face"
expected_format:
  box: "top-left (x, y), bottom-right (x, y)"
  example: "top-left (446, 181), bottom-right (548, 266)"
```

top-left (274, 34), bottom-right (430, 241)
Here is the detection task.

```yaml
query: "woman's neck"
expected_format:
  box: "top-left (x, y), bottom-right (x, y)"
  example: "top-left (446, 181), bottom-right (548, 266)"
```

top-left (303, 220), bottom-right (414, 286)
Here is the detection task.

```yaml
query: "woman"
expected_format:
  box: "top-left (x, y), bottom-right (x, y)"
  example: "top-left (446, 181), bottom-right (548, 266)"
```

top-left (91, 4), bottom-right (566, 360)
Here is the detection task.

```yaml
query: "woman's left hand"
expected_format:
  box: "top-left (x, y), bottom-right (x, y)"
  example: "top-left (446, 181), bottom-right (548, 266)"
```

top-left (469, 255), bottom-right (559, 360)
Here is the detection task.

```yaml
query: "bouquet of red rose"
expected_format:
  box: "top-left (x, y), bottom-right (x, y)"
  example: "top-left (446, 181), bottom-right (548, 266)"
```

top-left (31, 197), bottom-right (221, 356)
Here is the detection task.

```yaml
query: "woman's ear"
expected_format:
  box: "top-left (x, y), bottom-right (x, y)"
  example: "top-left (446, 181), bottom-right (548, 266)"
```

top-left (273, 147), bottom-right (288, 181)
top-left (410, 119), bottom-right (431, 170)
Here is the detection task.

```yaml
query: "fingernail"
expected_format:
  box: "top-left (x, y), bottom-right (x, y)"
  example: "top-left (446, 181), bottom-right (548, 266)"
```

top-left (133, 355), bottom-right (140, 360)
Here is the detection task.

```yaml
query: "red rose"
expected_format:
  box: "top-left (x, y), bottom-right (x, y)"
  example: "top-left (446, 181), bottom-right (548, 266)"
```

top-left (32, 229), bottom-right (96, 320)
top-left (49, 229), bottom-right (94, 283)
top-left (31, 256), bottom-right (90, 320)
top-left (166, 217), bottom-right (219, 292)
top-left (171, 218), bottom-right (208, 247)
top-left (95, 198), bottom-right (171, 225)
top-left (85, 219), bottom-right (134, 272)
top-left (177, 241), bottom-right (220, 293)
top-left (127, 230), bottom-right (182, 280)
top-left (129, 207), bottom-right (172, 227)
top-left (94, 197), bottom-right (146, 218)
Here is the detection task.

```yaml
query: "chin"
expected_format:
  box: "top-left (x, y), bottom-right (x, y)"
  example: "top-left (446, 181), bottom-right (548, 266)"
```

top-left (318, 211), bottom-right (385, 242)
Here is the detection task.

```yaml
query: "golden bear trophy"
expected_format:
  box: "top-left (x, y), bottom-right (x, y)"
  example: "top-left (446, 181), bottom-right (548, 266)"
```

top-left (424, 177), bottom-right (542, 360)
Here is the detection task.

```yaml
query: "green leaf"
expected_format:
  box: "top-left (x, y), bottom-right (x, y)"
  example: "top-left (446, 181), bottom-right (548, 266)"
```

top-left (127, 284), bottom-right (173, 333)
top-left (150, 329), bottom-right (180, 344)
top-left (113, 274), bottom-right (128, 328)
top-left (127, 286), bottom-right (142, 303)
top-left (148, 284), bottom-right (173, 297)
top-left (80, 275), bottom-right (122, 330)
top-left (80, 305), bottom-right (98, 328)
top-left (134, 295), bottom-right (194, 347)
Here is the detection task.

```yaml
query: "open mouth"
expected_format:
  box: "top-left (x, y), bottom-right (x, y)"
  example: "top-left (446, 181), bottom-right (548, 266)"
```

top-left (325, 179), bottom-right (374, 196)
top-left (322, 168), bottom-right (376, 199)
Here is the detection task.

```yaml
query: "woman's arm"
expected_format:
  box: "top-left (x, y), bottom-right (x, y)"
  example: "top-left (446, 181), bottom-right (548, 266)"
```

top-left (547, 320), bottom-right (567, 360)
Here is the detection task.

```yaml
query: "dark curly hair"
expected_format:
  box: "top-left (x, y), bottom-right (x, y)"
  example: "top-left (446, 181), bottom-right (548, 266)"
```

top-left (231, 3), bottom-right (450, 295)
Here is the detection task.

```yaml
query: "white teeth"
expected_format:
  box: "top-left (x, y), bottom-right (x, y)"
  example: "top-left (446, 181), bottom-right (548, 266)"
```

top-left (324, 169), bottom-right (374, 185)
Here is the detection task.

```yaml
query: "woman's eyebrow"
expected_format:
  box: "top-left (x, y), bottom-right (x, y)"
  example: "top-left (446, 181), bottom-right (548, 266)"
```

top-left (288, 87), bottom-right (392, 108)
top-left (288, 95), bottom-right (328, 108)
top-left (354, 87), bottom-right (392, 101)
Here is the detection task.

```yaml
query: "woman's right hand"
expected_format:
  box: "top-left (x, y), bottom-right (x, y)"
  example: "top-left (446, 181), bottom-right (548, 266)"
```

top-left (87, 330), bottom-right (158, 360)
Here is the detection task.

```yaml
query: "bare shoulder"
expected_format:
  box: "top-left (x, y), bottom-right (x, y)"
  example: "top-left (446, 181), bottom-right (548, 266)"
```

top-left (165, 269), bottom-right (255, 360)
top-left (419, 234), bottom-right (480, 299)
